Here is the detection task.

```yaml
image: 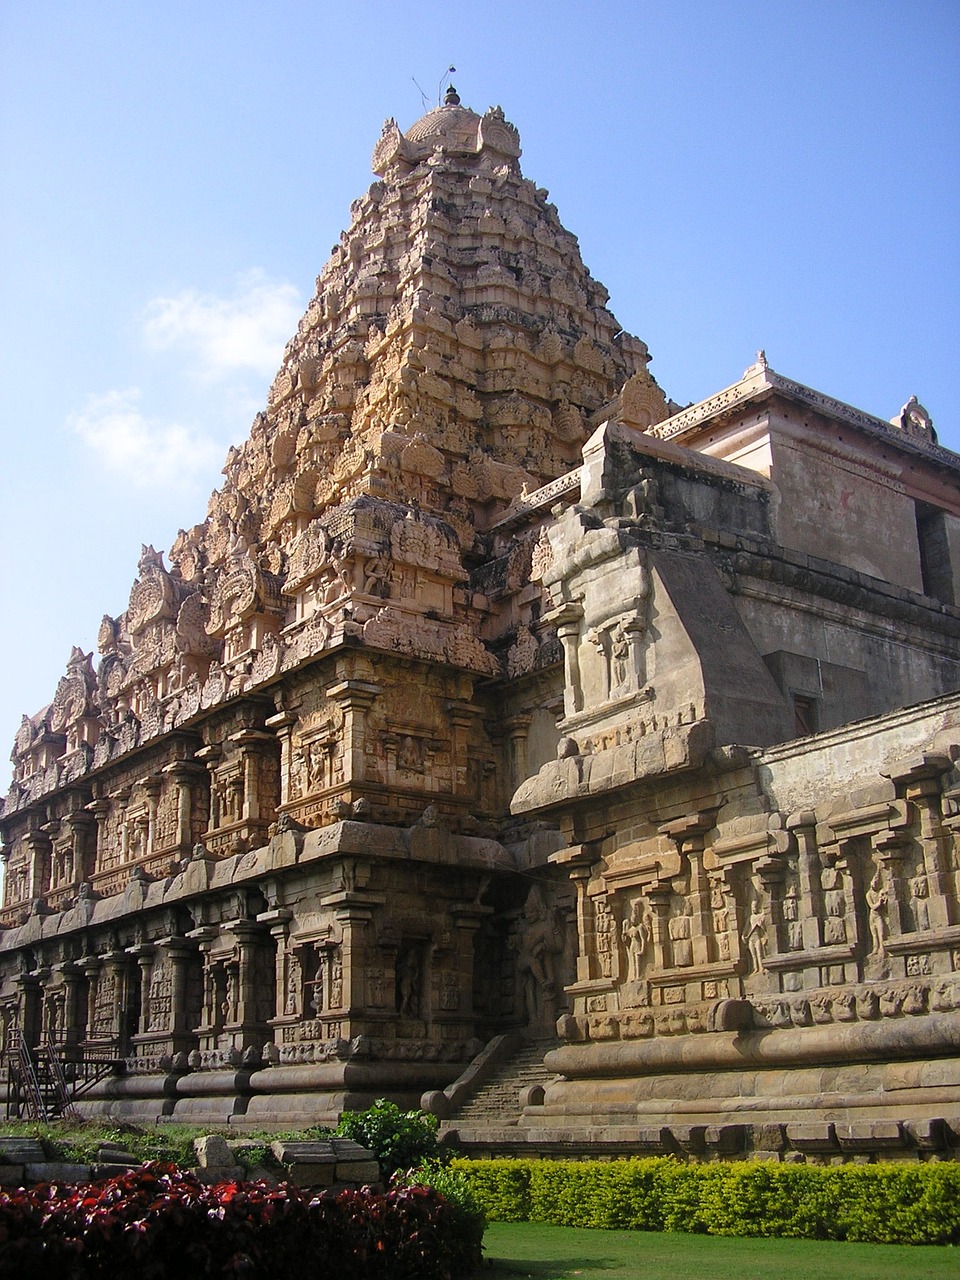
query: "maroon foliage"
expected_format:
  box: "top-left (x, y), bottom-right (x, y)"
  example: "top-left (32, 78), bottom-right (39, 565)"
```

top-left (0, 1163), bottom-right (481, 1280)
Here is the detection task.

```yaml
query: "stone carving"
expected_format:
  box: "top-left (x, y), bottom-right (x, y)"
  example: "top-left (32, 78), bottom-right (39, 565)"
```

top-left (512, 885), bottom-right (565, 1027)
top-left (866, 870), bottom-right (889, 955)
top-left (742, 889), bottom-right (767, 974)
top-left (621, 897), bottom-right (651, 983)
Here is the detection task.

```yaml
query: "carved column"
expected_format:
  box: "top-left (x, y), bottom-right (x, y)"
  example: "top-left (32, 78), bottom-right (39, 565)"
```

top-left (16, 971), bottom-right (42, 1049)
top-left (551, 608), bottom-right (584, 718)
top-left (446, 701), bottom-right (483, 797)
top-left (328, 680), bottom-right (380, 789)
top-left (0, 841), bottom-right (10, 909)
top-left (872, 829), bottom-right (911, 938)
top-left (85, 797), bottom-right (111, 878)
top-left (265, 711), bottom-right (296, 807)
top-left (54, 962), bottom-right (85, 1052)
top-left (103, 952), bottom-right (131, 1049)
top-left (550, 847), bottom-right (593, 981)
top-left (905, 776), bottom-right (954, 928)
top-left (503, 715), bottom-right (532, 793)
top-left (141, 775), bottom-right (163, 855)
top-left (196, 745), bottom-right (223, 831)
top-left (24, 829), bottom-right (51, 901)
top-left (259, 909), bottom-right (293, 1027)
top-left (230, 730), bottom-right (274, 823)
top-left (162, 760), bottom-right (204, 852)
top-left (130, 944), bottom-right (155, 1038)
top-left (660, 813), bottom-right (717, 967)
top-left (787, 812), bottom-right (824, 952)
top-left (450, 902), bottom-right (492, 1030)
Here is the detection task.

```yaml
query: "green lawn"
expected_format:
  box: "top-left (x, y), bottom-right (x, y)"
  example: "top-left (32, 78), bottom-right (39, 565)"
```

top-left (481, 1220), bottom-right (960, 1279)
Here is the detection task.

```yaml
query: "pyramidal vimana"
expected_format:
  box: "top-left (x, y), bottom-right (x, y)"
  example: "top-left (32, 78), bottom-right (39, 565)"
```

top-left (3, 90), bottom-right (960, 1158)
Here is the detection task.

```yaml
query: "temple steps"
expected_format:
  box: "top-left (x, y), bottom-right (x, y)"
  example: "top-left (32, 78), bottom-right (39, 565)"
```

top-left (446, 1037), bottom-right (558, 1128)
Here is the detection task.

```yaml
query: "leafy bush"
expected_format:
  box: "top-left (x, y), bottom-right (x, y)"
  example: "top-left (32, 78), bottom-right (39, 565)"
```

top-left (397, 1159), bottom-right (486, 1262)
top-left (0, 1161), bottom-right (481, 1279)
top-left (335, 1099), bottom-right (449, 1179)
top-left (452, 1156), bottom-right (960, 1246)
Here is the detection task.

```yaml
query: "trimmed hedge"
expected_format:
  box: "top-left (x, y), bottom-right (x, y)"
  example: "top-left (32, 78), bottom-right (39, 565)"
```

top-left (0, 1162), bottom-right (482, 1279)
top-left (452, 1156), bottom-right (960, 1245)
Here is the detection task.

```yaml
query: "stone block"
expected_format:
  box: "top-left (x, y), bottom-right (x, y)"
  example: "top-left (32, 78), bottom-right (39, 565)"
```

top-left (25, 1163), bottom-right (90, 1183)
top-left (785, 1123), bottom-right (837, 1153)
top-left (287, 1162), bottom-right (334, 1187)
top-left (704, 1125), bottom-right (746, 1155)
top-left (335, 1160), bottom-right (381, 1184)
top-left (272, 1139), bottom-right (336, 1164)
top-left (667, 1125), bottom-right (706, 1153)
top-left (0, 1165), bottom-right (25, 1185)
top-left (749, 1124), bottom-right (787, 1153)
top-left (0, 1139), bottom-right (45, 1163)
top-left (191, 1165), bottom-right (245, 1185)
top-left (194, 1135), bottom-right (234, 1168)
top-left (905, 1118), bottom-right (950, 1150)
top-left (91, 1162), bottom-right (140, 1179)
top-left (633, 1127), bottom-right (670, 1153)
top-left (836, 1122), bottom-right (905, 1152)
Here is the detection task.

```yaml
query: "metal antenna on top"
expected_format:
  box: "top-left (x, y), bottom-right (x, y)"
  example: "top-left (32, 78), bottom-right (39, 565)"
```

top-left (411, 76), bottom-right (430, 111)
top-left (437, 65), bottom-right (456, 106)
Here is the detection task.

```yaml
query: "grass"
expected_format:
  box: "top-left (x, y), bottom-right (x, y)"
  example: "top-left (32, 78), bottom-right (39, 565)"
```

top-left (481, 1221), bottom-right (960, 1279)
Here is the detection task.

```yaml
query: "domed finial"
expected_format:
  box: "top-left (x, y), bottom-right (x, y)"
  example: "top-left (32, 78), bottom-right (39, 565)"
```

top-left (444, 85), bottom-right (461, 106)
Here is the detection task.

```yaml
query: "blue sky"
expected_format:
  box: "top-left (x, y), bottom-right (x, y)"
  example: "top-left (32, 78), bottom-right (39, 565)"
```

top-left (1, 0), bottom-right (958, 789)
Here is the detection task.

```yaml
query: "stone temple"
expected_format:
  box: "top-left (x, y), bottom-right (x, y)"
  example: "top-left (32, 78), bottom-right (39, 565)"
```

top-left (3, 90), bottom-right (960, 1160)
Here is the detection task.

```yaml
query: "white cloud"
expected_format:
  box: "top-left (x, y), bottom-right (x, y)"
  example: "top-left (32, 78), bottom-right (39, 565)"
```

top-left (142, 270), bottom-right (302, 380)
top-left (69, 388), bottom-right (223, 488)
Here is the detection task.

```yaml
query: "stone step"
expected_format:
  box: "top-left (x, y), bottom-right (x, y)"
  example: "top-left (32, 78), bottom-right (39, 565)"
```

top-left (450, 1038), bottom-right (558, 1127)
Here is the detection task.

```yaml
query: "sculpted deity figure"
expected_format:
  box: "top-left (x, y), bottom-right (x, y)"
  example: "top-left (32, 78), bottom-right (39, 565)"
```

top-left (397, 947), bottom-right (421, 1017)
top-left (512, 885), bottom-right (565, 1026)
top-left (621, 897), bottom-right (650, 983)
top-left (594, 897), bottom-right (617, 978)
top-left (910, 873), bottom-right (930, 931)
top-left (866, 870), bottom-right (889, 955)
top-left (742, 890), bottom-right (767, 974)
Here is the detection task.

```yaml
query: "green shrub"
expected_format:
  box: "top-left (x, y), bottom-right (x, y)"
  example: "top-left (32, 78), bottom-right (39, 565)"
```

top-left (335, 1099), bottom-right (449, 1179)
top-left (451, 1156), bottom-right (960, 1246)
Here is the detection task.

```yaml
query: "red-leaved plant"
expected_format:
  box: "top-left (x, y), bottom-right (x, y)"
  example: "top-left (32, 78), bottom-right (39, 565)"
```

top-left (0, 1162), bottom-right (481, 1279)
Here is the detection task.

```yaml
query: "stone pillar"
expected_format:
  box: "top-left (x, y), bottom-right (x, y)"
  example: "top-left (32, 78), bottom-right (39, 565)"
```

top-left (259, 909), bottom-right (293, 1026)
top-left (64, 809), bottom-right (96, 886)
top-left (554, 612), bottom-right (584, 718)
top-left (335, 905), bottom-right (374, 1025)
top-left (906, 776), bottom-right (954, 928)
top-left (660, 813), bottom-right (717, 967)
top-left (196, 745), bottom-right (222, 831)
top-left (227, 921), bottom-right (264, 1028)
top-left (450, 902), bottom-right (492, 1029)
top-left (113, 787), bottom-right (132, 860)
top-left (328, 680), bottom-right (381, 788)
top-left (130, 945), bottom-right (155, 1037)
top-left (503, 715), bottom-right (533, 794)
top-left (85, 797), bottom-right (111, 878)
top-left (231, 730), bottom-right (275, 822)
top-left (446, 701), bottom-right (483, 797)
top-left (162, 760), bottom-right (204, 852)
top-left (0, 841), bottom-right (10, 909)
top-left (265, 712), bottom-right (296, 806)
top-left (17, 972), bottom-right (42, 1049)
top-left (141, 775), bottom-right (163, 855)
top-left (787, 812), bottom-right (824, 952)
top-left (56, 962), bottom-right (85, 1051)
top-left (24, 829), bottom-right (51, 901)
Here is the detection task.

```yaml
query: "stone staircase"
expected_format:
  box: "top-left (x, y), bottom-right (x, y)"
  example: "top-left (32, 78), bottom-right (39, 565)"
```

top-left (447, 1037), bottom-right (558, 1131)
